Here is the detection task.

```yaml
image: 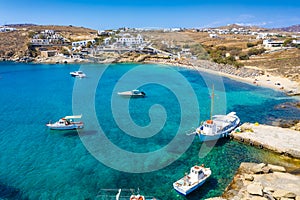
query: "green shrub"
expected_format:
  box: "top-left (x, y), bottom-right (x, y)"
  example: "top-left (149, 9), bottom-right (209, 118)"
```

top-left (247, 42), bottom-right (255, 48)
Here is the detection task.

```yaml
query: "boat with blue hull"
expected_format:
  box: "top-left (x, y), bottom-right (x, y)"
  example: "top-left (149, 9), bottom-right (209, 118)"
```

top-left (193, 85), bottom-right (240, 141)
top-left (173, 165), bottom-right (211, 196)
top-left (196, 112), bottom-right (240, 141)
top-left (46, 115), bottom-right (84, 130)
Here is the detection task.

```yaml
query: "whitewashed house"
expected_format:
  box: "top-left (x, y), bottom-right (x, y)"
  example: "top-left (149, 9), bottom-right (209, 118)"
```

top-left (72, 39), bottom-right (96, 47)
top-left (0, 26), bottom-right (16, 32)
top-left (209, 34), bottom-right (218, 38)
top-left (263, 39), bottom-right (284, 48)
top-left (115, 34), bottom-right (144, 46)
top-left (292, 40), bottom-right (300, 45)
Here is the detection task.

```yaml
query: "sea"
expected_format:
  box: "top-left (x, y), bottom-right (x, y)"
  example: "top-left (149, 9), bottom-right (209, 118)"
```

top-left (0, 62), bottom-right (299, 200)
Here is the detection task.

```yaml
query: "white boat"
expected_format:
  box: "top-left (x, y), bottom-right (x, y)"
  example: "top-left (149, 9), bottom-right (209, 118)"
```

top-left (117, 90), bottom-right (146, 97)
top-left (194, 85), bottom-right (240, 141)
top-left (173, 165), bottom-right (211, 196)
top-left (70, 71), bottom-right (86, 78)
top-left (196, 112), bottom-right (240, 141)
top-left (46, 115), bottom-right (84, 130)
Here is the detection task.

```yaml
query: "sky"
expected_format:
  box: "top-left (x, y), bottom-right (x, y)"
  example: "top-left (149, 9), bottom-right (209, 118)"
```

top-left (0, 0), bottom-right (300, 30)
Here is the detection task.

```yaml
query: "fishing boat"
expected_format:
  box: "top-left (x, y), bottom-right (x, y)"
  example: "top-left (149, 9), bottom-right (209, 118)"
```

top-left (196, 112), bottom-right (240, 141)
top-left (117, 90), bottom-right (146, 97)
top-left (195, 85), bottom-right (240, 141)
top-left (46, 115), bottom-right (84, 130)
top-left (173, 165), bottom-right (211, 196)
top-left (70, 71), bottom-right (86, 78)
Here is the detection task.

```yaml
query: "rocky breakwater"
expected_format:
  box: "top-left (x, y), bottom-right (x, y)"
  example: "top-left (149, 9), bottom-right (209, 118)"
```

top-left (208, 162), bottom-right (300, 200)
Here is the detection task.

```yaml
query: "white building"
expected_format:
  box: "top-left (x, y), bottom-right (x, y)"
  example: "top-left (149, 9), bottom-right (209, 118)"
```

top-left (115, 34), bottom-right (143, 46)
top-left (263, 39), bottom-right (284, 48)
top-left (103, 37), bottom-right (111, 45)
top-left (0, 26), bottom-right (16, 32)
top-left (72, 39), bottom-right (96, 47)
top-left (209, 34), bottom-right (218, 38)
top-left (292, 40), bottom-right (300, 45)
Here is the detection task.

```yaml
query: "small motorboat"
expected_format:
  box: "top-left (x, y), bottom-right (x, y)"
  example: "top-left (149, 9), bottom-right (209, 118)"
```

top-left (46, 115), bottom-right (84, 130)
top-left (70, 71), bottom-right (86, 78)
top-left (117, 90), bottom-right (146, 97)
top-left (173, 165), bottom-right (211, 196)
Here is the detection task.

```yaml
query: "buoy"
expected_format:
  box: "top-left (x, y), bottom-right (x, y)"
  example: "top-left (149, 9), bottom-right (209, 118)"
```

top-left (254, 122), bottom-right (259, 126)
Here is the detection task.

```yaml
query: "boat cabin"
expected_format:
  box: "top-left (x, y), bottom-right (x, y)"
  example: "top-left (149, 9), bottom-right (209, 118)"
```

top-left (202, 120), bottom-right (217, 135)
top-left (59, 118), bottom-right (71, 125)
top-left (188, 166), bottom-right (205, 182)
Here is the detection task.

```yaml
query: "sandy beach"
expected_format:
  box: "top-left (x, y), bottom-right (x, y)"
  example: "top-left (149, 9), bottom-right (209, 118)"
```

top-left (143, 59), bottom-right (300, 97)
top-left (29, 54), bottom-right (300, 97)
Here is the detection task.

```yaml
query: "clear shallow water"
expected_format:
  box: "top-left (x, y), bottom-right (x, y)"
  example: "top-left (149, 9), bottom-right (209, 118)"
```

top-left (0, 62), bottom-right (299, 199)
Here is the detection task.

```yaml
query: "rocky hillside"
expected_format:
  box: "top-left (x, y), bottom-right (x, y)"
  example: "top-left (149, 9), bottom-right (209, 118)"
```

top-left (0, 24), bottom-right (97, 59)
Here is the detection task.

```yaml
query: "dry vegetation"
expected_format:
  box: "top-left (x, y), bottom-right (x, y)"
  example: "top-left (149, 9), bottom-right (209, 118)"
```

top-left (0, 25), bottom-right (97, 58)
top-left (143, 30), bottom-right (300, 82)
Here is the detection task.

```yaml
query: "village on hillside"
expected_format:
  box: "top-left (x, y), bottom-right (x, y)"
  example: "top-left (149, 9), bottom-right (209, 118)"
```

top-left (0, 24), bottom-right (300, 84)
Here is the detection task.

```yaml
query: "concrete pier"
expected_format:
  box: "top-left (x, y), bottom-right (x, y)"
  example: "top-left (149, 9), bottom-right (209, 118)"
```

top-left (231, 123), bottom-right (300, 159)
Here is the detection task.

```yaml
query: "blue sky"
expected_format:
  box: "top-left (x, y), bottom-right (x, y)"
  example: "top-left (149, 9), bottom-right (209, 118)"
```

top-left (1, 0), bottom-right (299, 29)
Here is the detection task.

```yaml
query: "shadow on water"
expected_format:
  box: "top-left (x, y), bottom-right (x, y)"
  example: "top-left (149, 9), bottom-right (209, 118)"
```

top-left (0, 182), bottom-right (24, 200)
top-left (185, 177), bottom-right (218, 200)
top-left (201, 137), bottom-right (230, 148)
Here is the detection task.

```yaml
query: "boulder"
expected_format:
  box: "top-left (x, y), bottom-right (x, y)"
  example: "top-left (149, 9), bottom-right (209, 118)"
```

top-left (262, 166), bottom-right (271, 174)
top-left (247, 183), bottom-right (263, 196)
top-left (273, 190), bottom-right (295, 199)
top-left (251, 197), bottom-right (268, 200)
top-left (268, 164), bottom-right (286, 173)
top-left (263, 194), bottom-right (275, 200)
top-left (251, 163), bottom-right (266, 174)
top-left (263, 187), bottom-right (275, 194)
top-left (245, 174), bottom-right (254, 181)
top-left (283, 192), bottom-right (297, 198)
top-left (296, 196), bottom-right (300, 200)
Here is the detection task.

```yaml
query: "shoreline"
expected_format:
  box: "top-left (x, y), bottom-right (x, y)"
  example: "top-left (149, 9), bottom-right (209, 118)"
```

top-left (143, 59), bottom-right (300, 97)
top-left (1, 57), bottom-right (300, 97)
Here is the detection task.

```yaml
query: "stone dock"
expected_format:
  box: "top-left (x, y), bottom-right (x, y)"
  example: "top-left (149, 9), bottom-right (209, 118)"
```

top-left (231, 123), bottom-right (300, 159)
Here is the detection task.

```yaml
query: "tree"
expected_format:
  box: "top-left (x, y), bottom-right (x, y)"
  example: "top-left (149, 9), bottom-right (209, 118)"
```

top-left (239, 53), bottom-right (249, 60)
top-left (61, 48), bottom-right (70, 56)
top-left (283, 38), bottom-right (293, 47)
top-left (247, 42), bottom-right (255, 48)
top-left (86, 41), bottom-right (93, 48)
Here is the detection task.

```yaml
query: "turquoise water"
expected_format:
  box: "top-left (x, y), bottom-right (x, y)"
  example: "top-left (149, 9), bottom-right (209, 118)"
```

top-left (0, 62), bottom-right (299, 199)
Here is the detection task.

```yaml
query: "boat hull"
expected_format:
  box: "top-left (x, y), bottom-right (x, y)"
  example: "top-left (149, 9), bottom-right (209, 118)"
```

top-left (46, 123), bottom-right (84, 130)
top-left (173, 180), bottom-right (206, 196)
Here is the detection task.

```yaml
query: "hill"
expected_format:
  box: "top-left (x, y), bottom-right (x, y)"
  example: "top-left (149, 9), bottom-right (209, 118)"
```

top-left (0, 24), bottom-right (97, 59)
top-left (274, 24), bottom-right (300, 32)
